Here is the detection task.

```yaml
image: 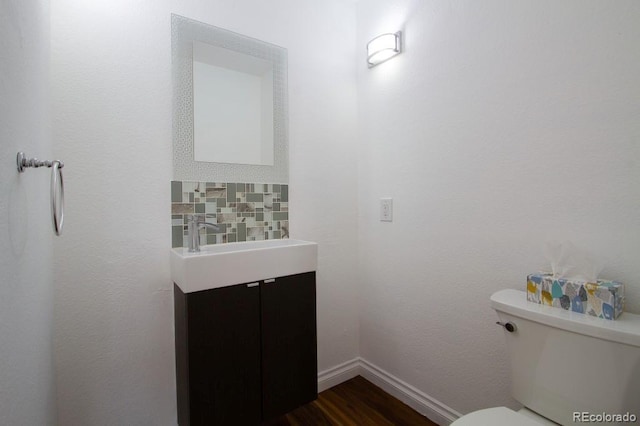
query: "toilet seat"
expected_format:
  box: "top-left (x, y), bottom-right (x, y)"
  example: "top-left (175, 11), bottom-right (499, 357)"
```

top-left (451, 407), bottom-right (549, 426)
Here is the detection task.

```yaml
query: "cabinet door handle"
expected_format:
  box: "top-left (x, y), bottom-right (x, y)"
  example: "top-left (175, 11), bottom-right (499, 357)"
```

top-left (264, 278), bottom-right (276, 284)
top-left (246, 282), bottom-right (259, 288)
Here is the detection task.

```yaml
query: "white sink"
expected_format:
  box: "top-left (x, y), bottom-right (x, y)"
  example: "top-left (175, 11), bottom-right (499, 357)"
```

top-left (171, 239), bottom-right (318, 293)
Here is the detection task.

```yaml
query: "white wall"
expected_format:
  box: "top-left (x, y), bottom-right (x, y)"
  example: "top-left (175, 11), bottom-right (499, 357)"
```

top-left (357, 0), bottom-right (640, 416)
top-left (0, 0), bottom-right (57, 424)
top-left (51, 0), bottom-right (358, 424)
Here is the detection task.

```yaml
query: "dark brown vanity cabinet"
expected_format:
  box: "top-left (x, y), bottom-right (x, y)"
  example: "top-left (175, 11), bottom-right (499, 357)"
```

top-left (174, 272), bottom-right (317, 425)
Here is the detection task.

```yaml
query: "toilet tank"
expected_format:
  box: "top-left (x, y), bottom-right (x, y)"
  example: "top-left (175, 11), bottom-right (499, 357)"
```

top-left (491, 289), bottom-right (640, 426)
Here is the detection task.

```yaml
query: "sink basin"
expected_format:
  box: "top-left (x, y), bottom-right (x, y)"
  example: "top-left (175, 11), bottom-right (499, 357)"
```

top-left (171, 239), bottom-right (318, 293)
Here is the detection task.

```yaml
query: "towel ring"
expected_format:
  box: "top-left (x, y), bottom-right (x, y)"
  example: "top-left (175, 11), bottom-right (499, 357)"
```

top-left (51, 160), bottom-right (64, 235)
top-left (16, 152), bottom-right (65, 236)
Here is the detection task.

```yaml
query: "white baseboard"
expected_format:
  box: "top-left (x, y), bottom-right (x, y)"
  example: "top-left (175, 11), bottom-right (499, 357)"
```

top-left (317, 358), bottom-right (361, 392)
top-left (318, 357), bottom-right (462, 425)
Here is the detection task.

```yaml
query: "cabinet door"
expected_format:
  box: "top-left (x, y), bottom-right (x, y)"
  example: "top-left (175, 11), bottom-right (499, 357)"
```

top-left (261, 272), bottom-right (317, 420)
top-left (187, 282), bottom-right (262, 425)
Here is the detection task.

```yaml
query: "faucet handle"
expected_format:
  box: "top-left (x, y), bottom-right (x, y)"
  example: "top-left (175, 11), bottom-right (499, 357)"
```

top-left (187, 213), bottom-right (215, 223)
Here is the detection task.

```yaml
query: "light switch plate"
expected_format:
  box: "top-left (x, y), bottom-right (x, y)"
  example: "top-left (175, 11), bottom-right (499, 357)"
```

top-left (380, 198), bottom-right (393, 222)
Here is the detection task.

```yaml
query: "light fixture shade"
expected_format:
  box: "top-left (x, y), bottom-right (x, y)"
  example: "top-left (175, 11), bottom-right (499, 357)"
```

top-left (367, 31), bottom-right (402, 68)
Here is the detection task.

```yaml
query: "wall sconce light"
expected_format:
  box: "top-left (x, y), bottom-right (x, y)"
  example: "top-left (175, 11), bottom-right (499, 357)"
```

top-left (367, 31), bottom-right (402, 68)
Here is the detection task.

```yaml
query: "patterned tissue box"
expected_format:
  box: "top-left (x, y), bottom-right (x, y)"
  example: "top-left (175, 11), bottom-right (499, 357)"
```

top-left (526, 273), bottom-right (624, 320)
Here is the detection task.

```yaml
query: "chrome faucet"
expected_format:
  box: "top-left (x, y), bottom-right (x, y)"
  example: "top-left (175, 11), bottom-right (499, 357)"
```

top-left (186, 214), bottom-right (221, 252)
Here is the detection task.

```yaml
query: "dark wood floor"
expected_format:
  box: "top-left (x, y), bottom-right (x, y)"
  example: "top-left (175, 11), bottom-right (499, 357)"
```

top-left (264, 376), bottom-right (439, 426)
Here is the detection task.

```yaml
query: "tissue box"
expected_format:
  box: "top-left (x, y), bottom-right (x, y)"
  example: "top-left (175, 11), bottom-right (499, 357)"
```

top-left (526, 273), bottom-right (624, 320)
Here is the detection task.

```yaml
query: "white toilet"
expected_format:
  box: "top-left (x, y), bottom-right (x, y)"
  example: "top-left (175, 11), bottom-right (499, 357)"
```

top-left (452, 289), bottom-right (640, 426)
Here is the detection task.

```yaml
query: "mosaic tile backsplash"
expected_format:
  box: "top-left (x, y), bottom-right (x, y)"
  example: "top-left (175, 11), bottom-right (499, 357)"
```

top-left (171, 181), bottom-right (289, 248)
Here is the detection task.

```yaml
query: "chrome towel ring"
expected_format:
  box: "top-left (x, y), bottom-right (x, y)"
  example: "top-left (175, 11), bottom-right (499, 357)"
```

top-left (16, 152), bottom-right (65, 236)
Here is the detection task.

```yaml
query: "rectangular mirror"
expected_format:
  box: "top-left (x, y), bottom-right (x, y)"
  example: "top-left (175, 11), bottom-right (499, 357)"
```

top-left (193, 41), bottom-right (274, 166)
top-left (172, 14), bottom-right (288, 183)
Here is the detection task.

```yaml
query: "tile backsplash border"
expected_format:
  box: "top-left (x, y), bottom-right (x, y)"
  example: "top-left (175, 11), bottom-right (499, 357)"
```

top-left (171, 180), bottom-right (289, 248)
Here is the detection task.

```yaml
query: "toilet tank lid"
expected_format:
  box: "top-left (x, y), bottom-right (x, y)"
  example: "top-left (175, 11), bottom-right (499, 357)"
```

top-left (491, 289), bottom-right (640, 348)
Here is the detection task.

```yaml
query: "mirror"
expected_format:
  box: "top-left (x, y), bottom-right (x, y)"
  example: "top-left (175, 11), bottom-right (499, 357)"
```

top-left (172, 14), bottom-right (288, 183)
top-left (193, 41), bottom-right (274, 166)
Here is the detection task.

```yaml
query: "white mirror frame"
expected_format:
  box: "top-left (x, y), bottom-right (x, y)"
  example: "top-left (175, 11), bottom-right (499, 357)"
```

top-left (172, 14), bottom-right (288, 183)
